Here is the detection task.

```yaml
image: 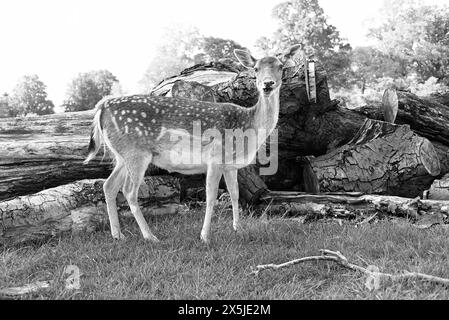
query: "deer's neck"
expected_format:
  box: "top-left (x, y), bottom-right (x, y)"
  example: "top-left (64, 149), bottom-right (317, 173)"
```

top-left (251, 87), bottom-right (281, 136)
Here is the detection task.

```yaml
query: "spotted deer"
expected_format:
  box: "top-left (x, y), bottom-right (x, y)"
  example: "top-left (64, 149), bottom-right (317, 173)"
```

top-left (84, 44), bottom-right (302, 244)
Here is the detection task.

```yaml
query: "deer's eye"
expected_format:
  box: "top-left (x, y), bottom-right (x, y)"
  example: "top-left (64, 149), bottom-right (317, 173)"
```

top-left (254, 67), bottom-right (259, 72)
top-left (279, 64), bottom-right (284, 70)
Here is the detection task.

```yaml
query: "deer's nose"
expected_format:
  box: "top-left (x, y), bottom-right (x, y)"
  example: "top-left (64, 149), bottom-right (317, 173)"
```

top-left (264, 80), bottom-right (275, 88)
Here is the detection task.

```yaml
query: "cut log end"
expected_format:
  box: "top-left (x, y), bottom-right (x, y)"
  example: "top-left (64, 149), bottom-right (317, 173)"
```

top-left (420, 139), bottom-right (441, 177)
top-left (303, 119), bottom-right (441, 197)
top-left (381, 89), bottom-right (399, 124)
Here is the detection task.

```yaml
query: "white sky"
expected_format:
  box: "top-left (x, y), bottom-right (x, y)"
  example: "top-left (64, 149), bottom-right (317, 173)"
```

top-left (0, 0), bottom-right (448, 106)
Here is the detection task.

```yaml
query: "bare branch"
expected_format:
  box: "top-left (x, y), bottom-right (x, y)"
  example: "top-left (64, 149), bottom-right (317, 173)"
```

top-left (251, 249), bottom-right (449, 288)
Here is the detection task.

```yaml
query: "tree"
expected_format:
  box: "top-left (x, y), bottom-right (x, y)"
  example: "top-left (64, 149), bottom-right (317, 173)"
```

top-left (0, 93), bottom-right (13, 118)
top-left (350, 47), bottom-right (403, 94)
top-left (9, 75), bottom-right (54, 116)
top-left (63, 70), bottom-right (118, 112)
top-left (368, 0), bottom-right (449, 84)
top-left (201, 37), bottom-right (247, 62)
top-left (140, 25), bottom-right (203, 92)
top-left (256, 0), bottom-right (352, 89)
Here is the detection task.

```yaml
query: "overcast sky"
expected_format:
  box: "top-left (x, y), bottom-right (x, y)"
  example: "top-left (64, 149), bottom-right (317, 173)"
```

top-left (0, 0), bottom-right (448, 106)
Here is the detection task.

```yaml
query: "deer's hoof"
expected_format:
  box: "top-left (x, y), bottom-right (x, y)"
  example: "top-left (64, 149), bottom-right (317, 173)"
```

top-left (144, 234), bottom-right (160, 243)
top-left (200, 232), bottom-right (210, 245)
top-left (112, 231), bottom-right (126, 241)
top-left (233, 223), bottom-right (244, 233)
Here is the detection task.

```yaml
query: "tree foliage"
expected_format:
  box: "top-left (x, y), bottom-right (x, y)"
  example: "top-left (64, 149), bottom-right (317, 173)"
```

top-left (201, 37), bottom-right (246, 62)
top-left (63, 70), bottom-right (118, 112)
top-left (349, 47), bottom-right (403, 94)
top-left (256, 0), bottom-right (352, 88)
top-left (140, 26), bottom-right (247, 92)
top-left (0, 93), bottom-right (14, 118)
top-left (140, 25), bottom-right (203, 92)
top-left (9, 75), bottom-right (54, 116)
top-left (368, 0), bottom-right (449, 84)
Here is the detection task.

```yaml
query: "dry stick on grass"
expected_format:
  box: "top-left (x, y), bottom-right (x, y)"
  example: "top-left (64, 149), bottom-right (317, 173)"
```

top-left (252, 250), bottom-right (449, 288)
top-left (0, 281), bottom-right (53, 298)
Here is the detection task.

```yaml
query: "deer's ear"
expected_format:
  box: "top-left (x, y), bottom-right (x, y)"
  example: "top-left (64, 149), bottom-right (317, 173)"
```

top-left (234, 49), bottom-right (257, 69)
top-left (283, 44), bottom-right (303, 61)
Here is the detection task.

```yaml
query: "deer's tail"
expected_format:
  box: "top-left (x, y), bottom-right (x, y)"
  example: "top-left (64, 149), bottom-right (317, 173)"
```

top-left (83, 99), bottom-right (108, 165)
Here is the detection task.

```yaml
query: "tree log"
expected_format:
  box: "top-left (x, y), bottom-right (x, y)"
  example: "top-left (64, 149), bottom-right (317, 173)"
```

top-left (423, 174), bottom-right (449, 200)
top-left (0, 176), bottom-right (180, 245)
top-left (258, 191), bottom-right (449, 222)
top-left (3, 61), bottom-right (449, 201)
top-left (0, 111), bottom-right (110, 201)
top-left (303, 119), bottom-right (440, 198)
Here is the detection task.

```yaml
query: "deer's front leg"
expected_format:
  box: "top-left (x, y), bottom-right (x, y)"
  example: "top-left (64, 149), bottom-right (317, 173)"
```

top-left (223, 169), bottom-right (242, 232)
top-left (200, 165), bottom-right (222, 244)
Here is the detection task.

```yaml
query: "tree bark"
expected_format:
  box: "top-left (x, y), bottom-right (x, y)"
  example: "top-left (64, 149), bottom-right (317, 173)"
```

top-left (259, 191), bottom-right (449, 222)
top-left (303, 119), bottom-right (440, 198)
top-left (3, 62), bottom-right (449, 201)
top-left (0, 176), bottom-right (180, 245)
top-left (423, 174), bottom-right (449, 200)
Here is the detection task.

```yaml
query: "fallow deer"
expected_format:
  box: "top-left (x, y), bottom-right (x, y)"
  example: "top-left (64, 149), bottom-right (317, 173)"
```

top-left (84, 44), bottom-right (302, 243)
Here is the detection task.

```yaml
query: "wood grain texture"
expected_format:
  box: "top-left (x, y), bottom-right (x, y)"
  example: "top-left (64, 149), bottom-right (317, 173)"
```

top-left (260, 191), bottom-right (449, 221)
top-left (0, 176), bottom-right (180, 245)
top-left (381, 89), bottom-right (399, 124)
top-left (304, 119), bottom-right (440, 197)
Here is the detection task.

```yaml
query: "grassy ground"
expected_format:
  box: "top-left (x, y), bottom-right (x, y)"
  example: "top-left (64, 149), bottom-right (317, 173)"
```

top-left (1, 201), bottom-right (449, 300)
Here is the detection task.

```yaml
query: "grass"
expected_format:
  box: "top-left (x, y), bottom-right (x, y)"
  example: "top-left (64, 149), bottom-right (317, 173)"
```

top-left (1, 200), bottom-right (449, 300)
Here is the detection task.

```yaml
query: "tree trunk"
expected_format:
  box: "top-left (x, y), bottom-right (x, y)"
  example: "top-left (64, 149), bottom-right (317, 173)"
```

top-left (259, 191), bottom-right (449, 223)
top-left (423, 174), bottom-right (449, 200)
top-left (3, 61), bottom-right (449, 201)
top-left (0, 111), bottom-right (111, 201)
top-left (237, 166), bottom-right (269, 206)
top-left (303, 119), bottom-right (440, 198)
top-left (0, 176), bottom-right (180, 245)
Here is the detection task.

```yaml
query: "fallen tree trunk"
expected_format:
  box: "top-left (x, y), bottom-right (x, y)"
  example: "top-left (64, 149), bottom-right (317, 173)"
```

top-left (303, 119), bottom-right (440, 198)
top-left (3, 62), bottom-right (449, 200)
top-left (259, 191), bottom-right (449, 222)
top-left (0, 176), bottom-right (180, 246)
top-left (423, 174), bottom-right (449, 200)
top-left (0, 111), bottom-right (110, 201)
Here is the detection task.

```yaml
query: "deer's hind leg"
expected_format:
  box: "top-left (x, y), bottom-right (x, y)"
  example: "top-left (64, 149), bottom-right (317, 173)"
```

top-left (104, 159), bottom-right (127, 240)
top-left (122, 152), bottom-right (159, 242)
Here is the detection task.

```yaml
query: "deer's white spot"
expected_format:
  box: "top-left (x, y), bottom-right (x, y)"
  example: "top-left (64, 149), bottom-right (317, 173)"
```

top-left (155, 108), bottom-right (159, 114)
top-left (132, 110), bottom-right (137, 114)
top-left (127, 118), bottom-right (133, 123)
top-left (113, 110), bottom-right (118, 115)
top-left (124, 126), bottom-right (129, 134)
top-left (152, 119), bottom-right (156, 124)
top-left (121, 110), bottom-right (126, 115)
top-left (141, 112), bottom-right (147, 118)
top-left (135, 127), bottom-right (143, 136)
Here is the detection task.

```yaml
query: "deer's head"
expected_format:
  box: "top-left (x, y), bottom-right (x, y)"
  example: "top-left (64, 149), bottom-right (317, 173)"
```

top-left (234, 44), bottom-right (302, 98)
